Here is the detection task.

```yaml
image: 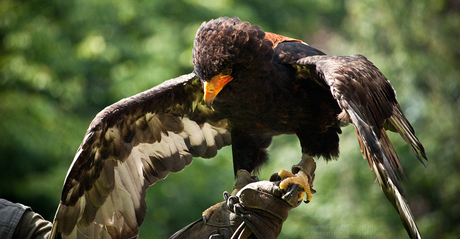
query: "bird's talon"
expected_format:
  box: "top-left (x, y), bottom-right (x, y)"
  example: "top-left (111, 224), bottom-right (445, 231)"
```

top-left (269, 172), bottom-right (282, 182)
top-left (281, 184), bottom-right (299, 201)
top-left (278, 168), bottom-right (314, 203)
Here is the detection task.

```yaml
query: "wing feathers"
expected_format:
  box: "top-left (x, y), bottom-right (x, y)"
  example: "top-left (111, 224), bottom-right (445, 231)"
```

top-left (295, 54), bottom-right (426, 238)
top-left (387, 107), bottom-right (427, 165)
top-left (181, 118), bottom-right (209, 157)
top-left (52, 73), bottom-right (231, 238)
top-left (349, 101), bottom-right (421, 238)
top-left (372, 160), bottom-right (421, 239)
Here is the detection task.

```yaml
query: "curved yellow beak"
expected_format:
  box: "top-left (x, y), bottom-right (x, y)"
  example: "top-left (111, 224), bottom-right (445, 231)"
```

top-left (203, 73), bottom-right (233, 109)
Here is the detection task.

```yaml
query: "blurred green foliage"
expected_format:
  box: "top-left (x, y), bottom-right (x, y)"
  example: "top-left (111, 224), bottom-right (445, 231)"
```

top-left (1, 0), bottom-right (459, 238)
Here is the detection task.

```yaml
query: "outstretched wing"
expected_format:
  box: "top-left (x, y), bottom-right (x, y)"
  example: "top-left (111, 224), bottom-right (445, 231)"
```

top-left (51, 73), bottom-right (231, 239)
top-left (295, 55), bottom-right (427, 238)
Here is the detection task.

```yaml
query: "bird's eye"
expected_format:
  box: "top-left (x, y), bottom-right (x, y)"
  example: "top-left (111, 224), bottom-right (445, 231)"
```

top-left (222, 68), bottom-right (232, 76)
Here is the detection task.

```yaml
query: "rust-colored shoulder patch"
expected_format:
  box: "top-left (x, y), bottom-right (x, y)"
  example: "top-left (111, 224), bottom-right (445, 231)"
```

top-left (264, 32), bottom-right (303, 48)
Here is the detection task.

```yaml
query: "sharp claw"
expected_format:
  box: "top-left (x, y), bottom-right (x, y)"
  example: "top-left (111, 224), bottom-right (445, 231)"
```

top-left (278, 168), bottom-right (314, 203)
top-left (281, 184), bottom-right (299, 201)
top-left (269, 172), bottom-right (281, 182)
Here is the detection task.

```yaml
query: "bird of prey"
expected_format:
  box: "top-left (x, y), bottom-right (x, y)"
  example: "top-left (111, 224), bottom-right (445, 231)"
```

top-left (50, 17), bottom-right (427, 238)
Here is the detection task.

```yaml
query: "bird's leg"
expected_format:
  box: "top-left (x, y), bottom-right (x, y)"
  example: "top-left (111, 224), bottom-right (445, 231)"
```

top-left (228, 131), bottom-right (269, 195)
top-left (203, 131), bottom-right (268, 220)
top-left (231, 169), bottom-right (259, 195)
top-left (278, 153), bottom-right (316, 203)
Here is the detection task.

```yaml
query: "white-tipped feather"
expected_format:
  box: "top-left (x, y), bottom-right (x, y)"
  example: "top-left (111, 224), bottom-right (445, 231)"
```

top-left (52, 73), bottom-right (231, 238)
top-left (54, 116), bottom-right (229, 239)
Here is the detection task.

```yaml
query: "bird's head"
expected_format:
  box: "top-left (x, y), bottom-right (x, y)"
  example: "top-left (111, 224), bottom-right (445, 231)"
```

top-left (192, 17), bottom-right (274, 109)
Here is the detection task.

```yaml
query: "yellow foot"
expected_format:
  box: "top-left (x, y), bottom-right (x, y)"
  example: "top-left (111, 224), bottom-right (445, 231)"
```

top-left (278, 169), bottom-right (314, 203)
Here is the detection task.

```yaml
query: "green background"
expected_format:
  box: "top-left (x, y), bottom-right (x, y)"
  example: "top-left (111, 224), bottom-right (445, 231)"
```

top-left (1, 0), bottom-right (458, 238)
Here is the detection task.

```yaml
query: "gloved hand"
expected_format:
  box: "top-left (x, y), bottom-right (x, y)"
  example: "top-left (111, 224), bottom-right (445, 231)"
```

top-left (169, 176), bottom-right (304, 239)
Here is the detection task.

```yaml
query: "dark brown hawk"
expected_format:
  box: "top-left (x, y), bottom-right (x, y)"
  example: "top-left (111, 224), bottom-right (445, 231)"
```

top-left (50, 17), bottom-right (427, 239)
